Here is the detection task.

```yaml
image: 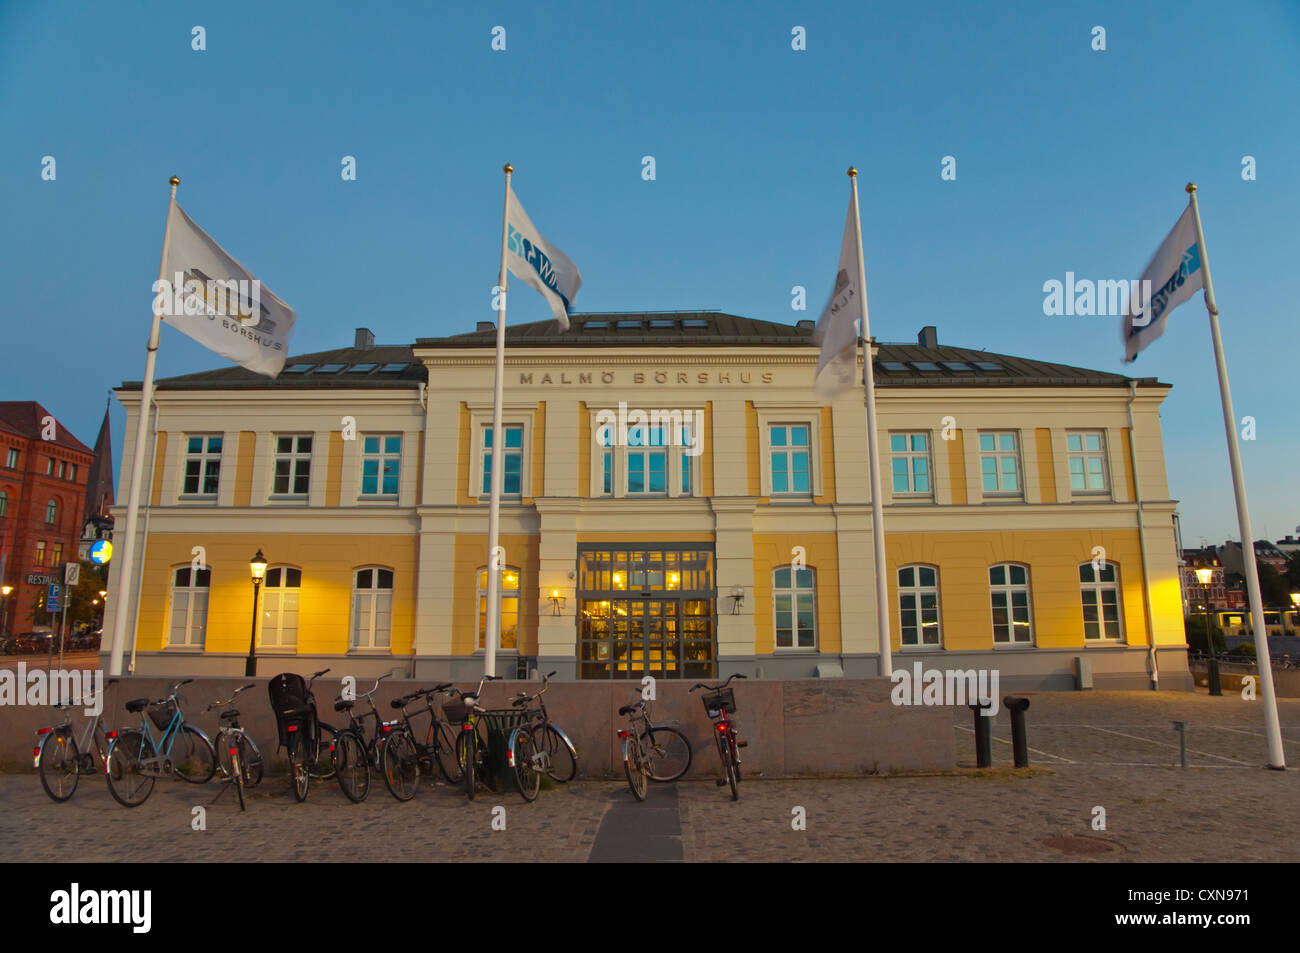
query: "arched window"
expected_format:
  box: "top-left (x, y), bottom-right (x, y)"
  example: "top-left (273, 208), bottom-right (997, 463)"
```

top-left (477, 566), bottom-right (520, 651)
top-left (45, 499), bottom-right (58, 525)
top-left (168, 566), bottom-right (211, 647)
top-left (351, 567), bottom-right (393, 649)
top-left (1079, 561), bottom-right (1123, 641)
top-left (260, 567), bottom-right (302, 647)
top-left (773, 565), bottom-right (816, 649)
top-left (898, 565), bottom-right (942, 647)
top-left (989, 563), bottom-right (1033, 644)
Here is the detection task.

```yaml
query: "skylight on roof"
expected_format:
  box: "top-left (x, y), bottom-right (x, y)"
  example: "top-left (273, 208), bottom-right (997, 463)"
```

top-left (648, 319), bottom-right (676, 329)
top-left (941, 361), bottom-right (973, 371)
top-left (378, 363), bottom-right (409, 373)
top-left (616, 319), bottom-right (642, 329)
top-left (346, 363), bottom-right (377, 373)
top-left (283, 363), bottom-right (315, 374)
top-left (315, 363), bottom-right (346, 373)
top-left (681, 319), bottom-right (708, 328)
top-left (583, 320), bottom-right (609, 330)
top-left (909, 362), bottom-right (940, 372)
top-left (974, 361), bottom-right (1005, 371)
top-left (881, 361), bottom-right (910, 372)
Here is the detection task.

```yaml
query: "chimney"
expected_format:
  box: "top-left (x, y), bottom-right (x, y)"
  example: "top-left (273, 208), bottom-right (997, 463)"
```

top-left (917, 326), bottom-right (938, 348)
top-left (354, 328), bottom-right (375, 349)
top-left (476, 321), bottom-right (495, 332)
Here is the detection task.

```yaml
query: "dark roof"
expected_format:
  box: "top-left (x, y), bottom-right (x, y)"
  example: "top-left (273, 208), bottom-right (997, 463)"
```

top-left (121, 345), bottom-right (427, 391)
top-left (0, 402), bottom-right (93, 453)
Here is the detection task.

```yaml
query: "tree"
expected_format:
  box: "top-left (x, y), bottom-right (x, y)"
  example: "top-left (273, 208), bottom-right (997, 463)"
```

top-left (1256, 562), bottom-right (1289, 607)
top-left (1286, 551), bottom-right (1300, 593)
top-left (1184, 613), bottom-right (1225, 656)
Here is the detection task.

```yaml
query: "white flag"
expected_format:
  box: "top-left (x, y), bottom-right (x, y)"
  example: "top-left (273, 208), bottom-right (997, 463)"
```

top-left (1122, 205), bottom-right (1204, 362)
top-left (811, 199), bottom-right (864, 401)
top-left (156, 201), bottom-right (296, 377)
top-left (505, 185), bottom-right (582, 330)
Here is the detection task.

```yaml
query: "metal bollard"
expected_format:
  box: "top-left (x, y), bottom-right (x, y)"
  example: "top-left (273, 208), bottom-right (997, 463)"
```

top-left (969, 703), bottom-right (993, 767)
top-left (1207, 656), bottom-right (1222, 696)
top-left (1171, 721), bottom-right (1188, 768)
top-left (1003, 696), bottom-right (1030, 768)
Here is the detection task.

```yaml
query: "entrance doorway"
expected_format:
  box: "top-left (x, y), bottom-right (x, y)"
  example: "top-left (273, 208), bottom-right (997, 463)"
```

top-left (576, 546), bottom-right (716, 680)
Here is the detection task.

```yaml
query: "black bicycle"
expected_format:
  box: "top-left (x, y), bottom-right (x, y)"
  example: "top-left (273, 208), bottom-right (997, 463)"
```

top-left (506, 671), bottom-right (580, 801)
top-left (269, 669), bottom-right (337, 802)
top-left (617, 695), bottom-right (692, 800)
top-left (381, 682), bottom-right (463, 801)
top-left (329, 674), bottom-right (395, 803)
top-left (689, 673), bottom-right (747, 801)
top-left (206, 684), bottom-right (264, 812)
top-left (446, 675), bottom-right (500, 801)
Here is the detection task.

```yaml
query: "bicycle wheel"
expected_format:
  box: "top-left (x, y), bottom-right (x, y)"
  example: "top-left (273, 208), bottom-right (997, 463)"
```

top-left (511, 729), bottom-right (541, 803)
top-left (230, 743), bottom-right (246, 812)
top-left (172, 725), bottom-right (217, 783)
top-left (106, 730), bottom-right (156, 808)
top-left (333, 730), bottom-right (370, 803)
top-left (433, 721), bottom-right (463, 785)
top-left (38, 731), bottom-right (79, 802)
top-left (237, 735), bottom-right (264, 787)
top-left (624, 737), bottom-right (648, 802)
top-left (643, 726), bottom-right (692, 782)
top-left (382, 730), bottom-right (420, 802)
top-left (289, 735), bottom-right (310, 802)
top-left (720, 735), bottom-right (738, 801)
top-left (455, 726), bottom-right (476, 800)
top-left (537, 723), bottom-right (577, 782)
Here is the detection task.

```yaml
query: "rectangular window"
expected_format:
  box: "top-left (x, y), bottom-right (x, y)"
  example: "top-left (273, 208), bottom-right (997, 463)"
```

top-left (773, 566), bottom-right (816, 648)
top-left (272, 435), bottom-right (312, 496)
top-left (35, 541), bottom-right (46, 566)
top-left (360, 435), bottom-right (401, 497)
top-left (989, 564), bottom-right (1033, 644)
top-left (899, 565), bottom-right (941, 646)
top-left (478, 568), bottom-right (520, 651)
top-left (890, 433), bottom-right (932, 495)
top-left (5, 449), bottom-right (17, 468)
top-left (1079, 562), bottom-right (1122, 641)
top-left (183, 435), bottom-right (224, 496)
top-left (57, 460), bottom-right (66, 479)
top-left (51, 543), bottom-right (62, 567)
top-left (260, 567), bottom-right (301, 647)
top-left (168, 567), bottom-right (210, 647)
top-left (481, 424), bottom-right (523, 496)
top-left (69, 464), bottom-right (77, 482)
top-left (770, 424), bottom-right (811, 495)
top-left (979, 433), bottom-right (1021, 495)
top-left (1067, 432), bottom-right (1108, 492)
top-left (351, 568), bottom-right (393, 649)
top-left (46, 458), bottom-right (54, 476)
top-left (601, 451), bottom-right (613, 495)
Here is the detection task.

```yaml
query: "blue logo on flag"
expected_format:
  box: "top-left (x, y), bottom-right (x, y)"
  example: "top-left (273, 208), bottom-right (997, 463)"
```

top-left (507, 225), bottom-right (572, 314)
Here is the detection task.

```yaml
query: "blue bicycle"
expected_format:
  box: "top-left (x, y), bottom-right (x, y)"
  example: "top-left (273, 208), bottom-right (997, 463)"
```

top-left (105, 679), bottom-right (217, 807)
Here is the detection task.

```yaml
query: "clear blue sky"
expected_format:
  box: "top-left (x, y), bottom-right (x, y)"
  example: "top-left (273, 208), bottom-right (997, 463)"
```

top-left (3, 1), bottom-right (1297, 546)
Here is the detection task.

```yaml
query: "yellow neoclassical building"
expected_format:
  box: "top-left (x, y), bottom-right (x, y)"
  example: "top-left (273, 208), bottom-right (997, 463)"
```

top-left (104, 313), bottom-right (1192, 690)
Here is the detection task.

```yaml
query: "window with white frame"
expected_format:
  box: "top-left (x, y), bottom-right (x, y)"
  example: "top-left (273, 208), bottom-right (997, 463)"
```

top-left (890, 433), bottom-right (932, 495)
top-left (351, 567), bottom-right (393, 649)
top-left (360, 435), bottom-right (401, 497)
top-left (592, 417), bottom-right (697, 498)
top-left (1079, 561), bottom-right (1123, 640)
top-left (898, 565), bottom-right (942, 647)
top-left (769, 424), bottom-right (811, 495)
top-left (773, 565), bottom-right (816, 649)
top-left (989, 563), bottom-right (1033, 644)
top-left (182, 435), bottom-right (223, 497)
top-left (480, 424), bottom-right (523, 497)
top-left (979, 432), bottom-right (1021, 495)
top-left (272, 435), bottom-right (312, 496)
top-left (477, 566), bottom-right (520, 651)
top-left (168, 566), bottom-right (211, 647)
top-left (5, 448), bottom-right (17, 468)
top-left (260, 567), bottom-right (301, 648)
top-left (1067, 432), bottom-right (1108, 493)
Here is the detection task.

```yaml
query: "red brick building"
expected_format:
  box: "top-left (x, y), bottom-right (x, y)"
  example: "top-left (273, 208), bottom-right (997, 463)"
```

top-left (0, 403), bottom-right (94, 636)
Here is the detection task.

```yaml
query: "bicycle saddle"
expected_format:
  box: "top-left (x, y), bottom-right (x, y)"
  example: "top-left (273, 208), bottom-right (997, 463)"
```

top-left (219, 709), bottom-right (240, 720)
top-left (618, 704), bottom-right (638, 716)
top-left (333, 698), bottom-right (354, 712)
top-left (391, 698), bottom-right (409, 709)
top-left (125, 698), bottom-right (149, 713)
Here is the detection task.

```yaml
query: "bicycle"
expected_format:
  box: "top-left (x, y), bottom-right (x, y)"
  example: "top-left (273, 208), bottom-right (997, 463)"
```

top-left (206, 684), bottom-right (264, 812)
top-left (689, 673), bottom-right (747, 801)
top-left (381, 682), bottom-right (463, 801)
top-left (617, 696), bottom-right (692, 801)
top-left (269, 669), bottom-right (338, 803)
top-left (506, 671), bottom-right (581, 802)
top-left (329, 674), bottom-right (397, 803)
top-left (446, 675), bottom-right (500, 801)
top-left (105, 679), bottom-right (218, 808)
top-left (33, 677), bottom-right (120, 802)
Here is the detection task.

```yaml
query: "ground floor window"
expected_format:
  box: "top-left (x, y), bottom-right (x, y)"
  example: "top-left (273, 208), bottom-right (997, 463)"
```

top-left (351, 567), bottom-right (393, 649)
top-left (168, 566), bottom-right (210, 647)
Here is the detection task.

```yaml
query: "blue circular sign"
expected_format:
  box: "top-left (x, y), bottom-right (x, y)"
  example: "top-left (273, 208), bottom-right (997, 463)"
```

top-left (89, 540), bottom-right (112, 565)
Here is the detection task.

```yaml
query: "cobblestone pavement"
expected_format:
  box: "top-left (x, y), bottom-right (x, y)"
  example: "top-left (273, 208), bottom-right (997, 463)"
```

top-left (4, 690), bottom-right (1296, 862)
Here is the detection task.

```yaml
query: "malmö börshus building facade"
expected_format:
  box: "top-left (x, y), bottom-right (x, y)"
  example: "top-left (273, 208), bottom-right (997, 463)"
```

top-left (104, 313), bottom-right (1193, 690)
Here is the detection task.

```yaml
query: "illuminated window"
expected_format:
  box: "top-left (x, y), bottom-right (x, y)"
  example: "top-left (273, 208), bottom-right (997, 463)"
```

top-left (478, 566), bottom-right (520, 651)
top-left (260, 567), bottom-right (301, 648)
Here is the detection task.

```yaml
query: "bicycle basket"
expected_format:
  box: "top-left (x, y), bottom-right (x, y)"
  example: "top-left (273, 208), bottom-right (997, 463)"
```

top-left (700, 686), bottom-right (735, 716)
top-left (147, 698), bottom-right (177, 732)
top-left (440, 696), bottom-right (470, 724)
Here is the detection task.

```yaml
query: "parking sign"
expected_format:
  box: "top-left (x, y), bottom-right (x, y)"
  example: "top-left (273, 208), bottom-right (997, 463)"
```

top-left (47, 584), bottom-right (60, 612)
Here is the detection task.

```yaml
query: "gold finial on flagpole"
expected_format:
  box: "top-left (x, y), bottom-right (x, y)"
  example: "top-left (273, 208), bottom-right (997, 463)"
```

top-left (847, 166), bottom-right (858, 177)
top-left (1186, 182), bottom-right (1197, 193)
top-left (504, 164), bottom-right (513, 174)
top-left (169, 176), bottom-right (180, 186)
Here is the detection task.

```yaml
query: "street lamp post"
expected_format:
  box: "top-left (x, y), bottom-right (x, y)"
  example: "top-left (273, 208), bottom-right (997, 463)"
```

top-left (1195, 568), bottom-right (1221, 696)
top-left (0, 584), bottom-right (11, 640)
top-left (246, 549), bottom-right (267, 677)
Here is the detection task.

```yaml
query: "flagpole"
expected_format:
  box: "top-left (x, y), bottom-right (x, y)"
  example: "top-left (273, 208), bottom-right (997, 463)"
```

top-left (483, 163), bottom-right (513, 679)
top-left (107, 175), bottom-right (178, 677)
top-left (848, 167), bottom-right (893, 678)
top-left (1185, 182), bottom-right (1284, 769)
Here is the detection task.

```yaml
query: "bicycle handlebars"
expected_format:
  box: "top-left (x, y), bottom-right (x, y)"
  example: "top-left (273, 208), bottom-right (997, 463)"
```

top-left (206, 683), bottom-right (256, 712)
top-left (689, 673), bottom-right (747, 692)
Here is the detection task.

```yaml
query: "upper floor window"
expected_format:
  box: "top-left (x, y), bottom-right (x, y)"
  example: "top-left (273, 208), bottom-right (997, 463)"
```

top-left (898, 565), bottom-right (941, 647)
top-left (46, 457), bottom-right (54, 476)
top-left (1079, 561), bottom-right (1123, 641)
top-left (260, 567), bottom-right (301, 647)
top-left (45, 499), bottom-right (57, 524)
top-left (35, 541), bottom-right (46, 566)
top-left (1067, 432), bottom-right (1108, 493)
top-left (0, 490), bottom-right (7, 517)
top-left (480, 424), bottom-right (523, 497)
top-left (51, 542), bottom-right (62, 567)
top-left (273, 435), bottom-right (312, 497)
top-left (594, 418), bottom-right (697, 499)
top-left (769, 424), bottom-right (811, 495)
top-left (183, 435), bottom-right (223, 497)
top-left (890, 433), bottom-right (932, 496)
top-left (168, 566), bottom-right (210, 647)
top-left (477, 566), bottom-right (520, 651)
top-left (351, 567), bottom-right (392, 649)
top-left (979, 433), bottom-right (1021, 496)
top-left (5, 449), bottom-right (17, 469)
top-left (773, 565), bottom-right (816, 649)
top-left (68, 463), bottom-right (77, 482)
top-left (989, 563), bottom-right (1033, 644)
top-left (361, 435), bottom-right (401, 497)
